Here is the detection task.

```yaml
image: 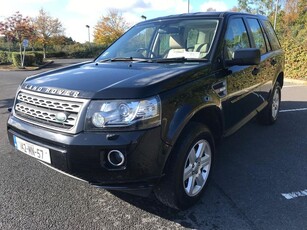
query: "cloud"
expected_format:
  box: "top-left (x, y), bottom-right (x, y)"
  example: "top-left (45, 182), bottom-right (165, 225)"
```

top-left (200, 1), bottom-right (228, 11)
top-left (66, 0), bottom-right (187, 15)
top-left (0, 0), bottom-right (190, 42)
top-left (0, 0), bottom-right (55, 17)
top-left (143, 0), bottom-right (188, 13)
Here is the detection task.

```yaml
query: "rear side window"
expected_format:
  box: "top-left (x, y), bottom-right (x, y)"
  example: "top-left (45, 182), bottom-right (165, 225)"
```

top-left (261, 20), bottom-right (281, 50)
top-left (247, 19), bottom-right (267, 54)
top-left (224, 18), bottom-right (250, 60)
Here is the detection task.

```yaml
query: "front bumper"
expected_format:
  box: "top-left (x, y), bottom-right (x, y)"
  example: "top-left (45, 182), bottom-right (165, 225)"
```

top-left (7, 114), bottom-right (170, 192)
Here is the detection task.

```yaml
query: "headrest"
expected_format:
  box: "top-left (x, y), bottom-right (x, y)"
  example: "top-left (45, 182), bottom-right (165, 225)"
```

top-left (169, 35), bottom-right (184, 49)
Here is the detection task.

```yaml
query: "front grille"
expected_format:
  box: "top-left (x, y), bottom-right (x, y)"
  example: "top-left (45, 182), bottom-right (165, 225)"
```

top-left (14, 90), bottom-right (86, 132)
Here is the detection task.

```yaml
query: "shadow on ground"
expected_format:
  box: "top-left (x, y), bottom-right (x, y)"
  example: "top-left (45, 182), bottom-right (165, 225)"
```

top-left (107, 101), bottom-right (307, 229)
top-left (0, 98), bottom-right (14, 113)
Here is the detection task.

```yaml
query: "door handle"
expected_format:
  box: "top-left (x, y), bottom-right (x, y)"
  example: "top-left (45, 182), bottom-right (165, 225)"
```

top-left (271, 59), bottom-right (277, 66)
top-left (252, 67), bottom-right (260, 75)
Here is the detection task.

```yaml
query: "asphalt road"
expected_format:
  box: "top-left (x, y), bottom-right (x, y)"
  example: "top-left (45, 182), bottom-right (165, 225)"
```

top-left (1, 59), bottom-right (307, 230)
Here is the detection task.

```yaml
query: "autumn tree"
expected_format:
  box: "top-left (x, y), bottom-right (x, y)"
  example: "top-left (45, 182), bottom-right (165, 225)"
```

top-left (0, 12), bottom-right (35, 57)
top-left (49, 35), bottom-right (75, 52)
top-left (206, 8), bottom-right (217, 12)
top-left (229, 6), bottom-right (240, 12)
top-left (93, 9), bottom-right (129, 46)
top-left (33, 9), bottom-right (64, 58)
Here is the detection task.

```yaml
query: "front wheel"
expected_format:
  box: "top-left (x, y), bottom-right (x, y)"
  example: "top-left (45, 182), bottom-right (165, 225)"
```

top-left (154, 123), bottom-right (214, 210)
top-left (258, 82), bottom-right (281, 125)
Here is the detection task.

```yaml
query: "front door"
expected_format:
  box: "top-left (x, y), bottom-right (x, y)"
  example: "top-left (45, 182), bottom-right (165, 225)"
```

top-left (221, 17), bottom-right (264, 131)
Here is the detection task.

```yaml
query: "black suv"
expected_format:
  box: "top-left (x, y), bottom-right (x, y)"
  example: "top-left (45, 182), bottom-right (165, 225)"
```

top-left (7, 12), bottom-right (284, 209)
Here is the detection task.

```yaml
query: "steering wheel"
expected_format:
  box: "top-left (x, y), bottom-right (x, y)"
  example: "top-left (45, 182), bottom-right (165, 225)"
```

top-left (136, 48), bottom-right (156, 58)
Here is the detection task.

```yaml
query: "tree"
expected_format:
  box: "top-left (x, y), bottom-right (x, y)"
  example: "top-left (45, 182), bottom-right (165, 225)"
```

top-left (93, 9), bottom-right (129, 46)
top-left (229, 6), bottom-right (240, 12)
top-left (0, 12), bottom-right (35, 61)
top-left (234, 0), bottom-right (307, 79)
top-left (33, 9), bottom-right (64, 58)
top-left (206, 8), bottom-right (217, 12)
top-left (238, 0), bottom-right (278, 16)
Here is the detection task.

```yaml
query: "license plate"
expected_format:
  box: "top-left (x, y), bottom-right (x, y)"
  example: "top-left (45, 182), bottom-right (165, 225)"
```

top-left (13, 136), bottom-right (51, 164)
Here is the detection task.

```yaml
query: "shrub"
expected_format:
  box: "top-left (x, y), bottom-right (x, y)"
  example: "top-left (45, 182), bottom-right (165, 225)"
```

top-left (12, 52), bottom-right (36, 67)
top-left (46, 51), bottom-right (67, 58)
top-left (31, 52), bottom-right (44, 65)
top-left (0, 51), bottom-right (12, 64)
top-left (281, 38), bottom-right (307, 80)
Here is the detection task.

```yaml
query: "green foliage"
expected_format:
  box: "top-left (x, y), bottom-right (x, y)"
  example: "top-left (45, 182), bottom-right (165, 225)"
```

top-left (45, 51), bottom-right (67, 58)
top-left (11, 51), bottom-right (45, 67)
top-left (281, 39), bottom-right (307, 79)
top-left (237, 0), bottom-right (276, 15)
top-left (239, 0), bottom-right (307, 80)
top-left (12, 52), bottom-right (35, 67)
top-left (0, 51), bottom-right (12, 64)
top-left (29, 52), bottom-right (44, 65)
top-left (277, 0), bottom-right (307, 79)
top-left (47, 43), bottom-right (105, 58)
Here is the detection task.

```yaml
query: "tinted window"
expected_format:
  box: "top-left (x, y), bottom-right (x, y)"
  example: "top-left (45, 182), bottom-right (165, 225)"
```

top-left (262, 27), bottom-right (272, 52)
top-left (224, 18), bottom-right (250, 60)
top-left (247, 19), bottom-right (267, 54)
top-left (261, 20), bottom-right (281, 50)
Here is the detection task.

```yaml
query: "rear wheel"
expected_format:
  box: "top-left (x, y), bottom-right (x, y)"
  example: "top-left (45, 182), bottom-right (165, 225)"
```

top-left (258, 82), bottom-right (281, 125)
top-left (154, 123), bottom-right (214, 210)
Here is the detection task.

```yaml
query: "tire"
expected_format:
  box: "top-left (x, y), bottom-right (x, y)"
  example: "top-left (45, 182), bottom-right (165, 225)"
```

top-left (258, 82), bottom-right (281, 125)
top-left (154, 122), bottom-right (214, 210)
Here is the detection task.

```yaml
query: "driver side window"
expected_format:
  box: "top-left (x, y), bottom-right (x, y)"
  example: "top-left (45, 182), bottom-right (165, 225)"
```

top-left (117, 27), bottom-right (155, 57)
top-left (224, 18), bottom-right (250, 60)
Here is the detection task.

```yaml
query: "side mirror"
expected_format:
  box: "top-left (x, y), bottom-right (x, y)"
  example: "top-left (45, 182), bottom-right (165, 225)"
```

top-left (226, 48), bottom-right (260, 66)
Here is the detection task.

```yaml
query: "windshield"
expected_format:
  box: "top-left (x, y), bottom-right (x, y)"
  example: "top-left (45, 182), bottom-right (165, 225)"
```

top-left (96, 19), bottom-right (219, 62)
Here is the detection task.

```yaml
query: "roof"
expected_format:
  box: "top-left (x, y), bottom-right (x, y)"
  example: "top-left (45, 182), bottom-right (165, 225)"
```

top-left (139, 11), bottom-right (268, 24)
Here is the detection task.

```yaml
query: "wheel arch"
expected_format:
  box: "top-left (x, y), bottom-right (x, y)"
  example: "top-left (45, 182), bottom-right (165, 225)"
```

top-left (275, 71), bottom-right (284, 88)
top-left (162, 105), bottom-right (223, 174)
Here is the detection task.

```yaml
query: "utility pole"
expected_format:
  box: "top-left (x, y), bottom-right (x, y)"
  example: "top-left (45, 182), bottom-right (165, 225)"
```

top-left (86, 25), bottom-right (90, 44)
top-left (85, 25), bottom-right (91, 50)
top-left (274, 0), bottom-right (279, 29)
top-left (188, 0), bottom-right (190, 13)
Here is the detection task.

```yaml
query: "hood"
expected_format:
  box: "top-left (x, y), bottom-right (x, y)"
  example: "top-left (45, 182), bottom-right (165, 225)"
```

top-left (22, 61), bottom-right (211, 99)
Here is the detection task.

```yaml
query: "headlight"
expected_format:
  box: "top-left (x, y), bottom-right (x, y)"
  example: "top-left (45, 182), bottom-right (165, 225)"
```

top-left (85, 96), bottom-right (161, 130)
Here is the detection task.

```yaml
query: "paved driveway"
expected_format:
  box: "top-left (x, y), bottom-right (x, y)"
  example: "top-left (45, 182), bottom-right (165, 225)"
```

top-left (0, 60), bottom-right (307, 229)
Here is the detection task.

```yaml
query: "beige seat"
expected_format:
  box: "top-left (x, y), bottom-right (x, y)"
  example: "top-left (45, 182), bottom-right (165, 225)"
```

top-left (193, 31), bottom-right (209, 57)
top-left (165, 35), bottom-right (185, 58)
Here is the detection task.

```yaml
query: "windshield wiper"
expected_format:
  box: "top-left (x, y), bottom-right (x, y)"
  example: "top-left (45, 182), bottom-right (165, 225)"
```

top-left (152, 57), bottom-right (208, 63)
top-left (98, 57), bottom-right (152, 63)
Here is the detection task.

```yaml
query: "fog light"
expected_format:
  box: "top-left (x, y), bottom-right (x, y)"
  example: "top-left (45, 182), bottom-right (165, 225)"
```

top-left (107, 150), bottom-right (125, 166)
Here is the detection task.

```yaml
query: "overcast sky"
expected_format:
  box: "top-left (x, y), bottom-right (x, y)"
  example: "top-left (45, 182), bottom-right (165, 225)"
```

top-left (0, 0), bottom-right (238, 43)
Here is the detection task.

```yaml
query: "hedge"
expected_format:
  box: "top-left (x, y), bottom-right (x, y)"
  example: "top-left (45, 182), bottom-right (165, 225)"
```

top-left (45, 51), bottom-right (67, 58)
top-left (282, 39), bottom-right (307, 79)
top-left (29, 52), bottom-right (44, 65)
top-left (0, 51), bottom-right (12, 64)
top-left (12, 52), bottom-right (36, 67)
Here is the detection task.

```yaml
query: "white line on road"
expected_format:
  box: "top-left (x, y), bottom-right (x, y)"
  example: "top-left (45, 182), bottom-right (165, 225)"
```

top-left (280, 108), bottom-right (307, 113)
top-left (283, 85), bottom-right (307, 88)
top-left (281, 189), bottom-right (307, 200)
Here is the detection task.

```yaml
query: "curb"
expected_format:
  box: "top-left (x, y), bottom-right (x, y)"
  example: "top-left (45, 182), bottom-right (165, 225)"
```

top-left (284, 78), bottom-right (307, 85)
top-left (35, 60), bottom-right (54, 70)
top-left (0, 60), bottom-right (54, 72)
